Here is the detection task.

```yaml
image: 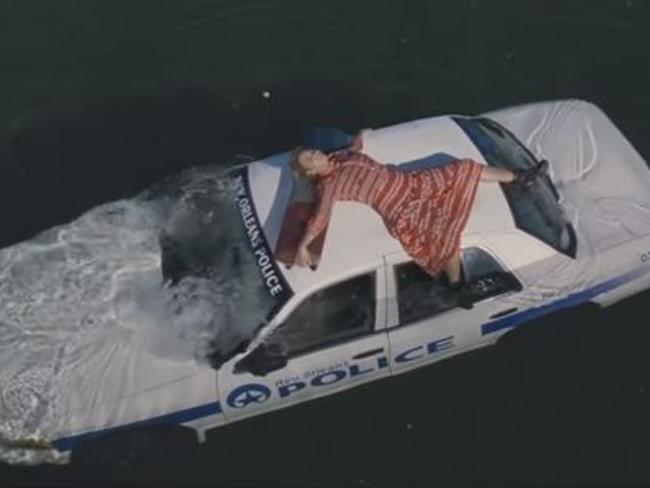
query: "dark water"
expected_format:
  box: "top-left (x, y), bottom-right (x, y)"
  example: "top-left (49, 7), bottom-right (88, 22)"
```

top-left (2, 0), bottom-right (650, 485)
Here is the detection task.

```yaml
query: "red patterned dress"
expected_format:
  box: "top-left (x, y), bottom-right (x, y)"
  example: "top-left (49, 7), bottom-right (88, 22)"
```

top-left (304, 149), bottom-right (484, 276)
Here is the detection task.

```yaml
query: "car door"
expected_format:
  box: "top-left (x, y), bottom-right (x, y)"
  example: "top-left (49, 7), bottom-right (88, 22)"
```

top-left (217, 263), bottom-right (390, 422)
top-left (385, 246), bottom-right (523, 375)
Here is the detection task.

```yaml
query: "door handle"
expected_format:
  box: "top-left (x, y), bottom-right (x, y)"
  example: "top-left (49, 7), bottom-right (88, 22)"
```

top-left (489, 307), bottom-right (518, 319)
top-left (352, 348), bottom-right (385, 360)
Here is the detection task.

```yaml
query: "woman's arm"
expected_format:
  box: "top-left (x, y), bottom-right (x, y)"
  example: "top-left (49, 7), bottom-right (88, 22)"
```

top-left (295, 180), bottom-right (337, 267)
top-left (347, 128), bottom-right (371, 152)
top-left (302, 180), bottom-right (336, 247)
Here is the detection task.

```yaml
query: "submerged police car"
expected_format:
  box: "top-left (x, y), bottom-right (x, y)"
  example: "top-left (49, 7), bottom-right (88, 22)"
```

top-left (52, 99), bottom-right (650, 453)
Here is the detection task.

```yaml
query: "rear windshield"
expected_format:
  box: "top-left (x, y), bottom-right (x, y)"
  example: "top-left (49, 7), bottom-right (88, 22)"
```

top-left (454, 116), bottom-right (576, 258)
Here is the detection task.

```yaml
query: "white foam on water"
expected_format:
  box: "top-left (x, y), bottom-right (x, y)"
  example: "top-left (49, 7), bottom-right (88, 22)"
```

top-left (0, 166), bottom-right (269, 465)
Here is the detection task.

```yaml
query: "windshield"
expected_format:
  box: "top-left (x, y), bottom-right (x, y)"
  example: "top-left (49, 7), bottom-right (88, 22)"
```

top-left (454, 116), bottom-right (577, 258)
top-left (156, 165), bottom-right (293, 368)
top-left (226, 166), bottom-right (293, 311)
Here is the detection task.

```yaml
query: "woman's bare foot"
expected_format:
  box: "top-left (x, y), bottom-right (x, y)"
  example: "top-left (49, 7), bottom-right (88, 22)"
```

top-left (507, 159), bottom-right (549, 189)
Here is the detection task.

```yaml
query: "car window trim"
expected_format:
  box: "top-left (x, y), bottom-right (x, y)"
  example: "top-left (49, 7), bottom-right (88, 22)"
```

top-left (283, 327), bottom-right (387, 361)
top-left (388, 247), bottom-right (523, 330)
top-left (271, 268), bottom-right (386, 360)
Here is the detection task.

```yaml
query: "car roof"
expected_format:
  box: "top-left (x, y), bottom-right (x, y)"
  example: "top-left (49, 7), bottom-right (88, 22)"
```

top-left (247, 115), bottom-right (527, 295)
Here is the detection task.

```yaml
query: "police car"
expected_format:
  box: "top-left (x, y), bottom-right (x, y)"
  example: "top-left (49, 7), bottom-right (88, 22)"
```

top-left (51, 99), bottom-right (650, 455)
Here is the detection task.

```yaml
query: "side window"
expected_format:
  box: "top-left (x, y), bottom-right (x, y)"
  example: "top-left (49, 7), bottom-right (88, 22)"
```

top-left (395, 247), bottom-right (522, 325)
top-left (395, 263), bottom-right (458, 325)
top-left (268, 272), bottom-right (376, 356)
top-left (462, 247), bottom-right (522, 301)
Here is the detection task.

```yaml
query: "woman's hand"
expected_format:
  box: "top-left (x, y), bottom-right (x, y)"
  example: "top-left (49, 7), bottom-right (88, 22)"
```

top-left (359, 127), bottom-right (372, 139)
top-left (294, 244), bottom-right (314, 268)
top-left (349, 128), bottom-right (372, 152)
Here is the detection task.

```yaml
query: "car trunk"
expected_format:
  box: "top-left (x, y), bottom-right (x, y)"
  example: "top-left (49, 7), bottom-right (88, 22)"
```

top-left (488, 99), bottom-right (650, 254)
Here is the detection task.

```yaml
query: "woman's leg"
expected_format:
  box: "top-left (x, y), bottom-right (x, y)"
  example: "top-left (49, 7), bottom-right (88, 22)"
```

top-left (480, 166), bottom-right (515, 183)
top-left (480, 160), bottom-right (549, 186)
top-left (441, 165), bottom-right (510, 282)
top-left (444, 247), bottom-right (462, 285)
top-left (443, 248), bottom-right (474, 309)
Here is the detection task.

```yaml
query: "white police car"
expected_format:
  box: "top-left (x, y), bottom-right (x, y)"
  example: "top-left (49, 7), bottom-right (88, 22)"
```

top-left (51, 99), bottom-right (650, 454)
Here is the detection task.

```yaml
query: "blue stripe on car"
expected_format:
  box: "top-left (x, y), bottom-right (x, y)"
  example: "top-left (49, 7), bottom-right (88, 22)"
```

top-left (52, 401), bottom-right (222, 452)
top-left (51, 266), bottom-right (649, 452)
top-left (482, 265), bottom-right (650, 336)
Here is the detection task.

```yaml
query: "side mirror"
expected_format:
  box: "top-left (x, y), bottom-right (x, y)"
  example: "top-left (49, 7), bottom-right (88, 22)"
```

top-left (233, 342), bottom-right (288, 377)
